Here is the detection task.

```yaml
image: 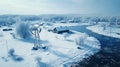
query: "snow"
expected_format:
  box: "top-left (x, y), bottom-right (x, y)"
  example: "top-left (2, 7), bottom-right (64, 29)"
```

top-left (0, 24), bottom-right (100, 67)
top-left (54, 23), bottom-right (90, 27)
top-left (53, 26), bottom-right (69, 32)
top-left (87, 25), bottom-right (120, 39)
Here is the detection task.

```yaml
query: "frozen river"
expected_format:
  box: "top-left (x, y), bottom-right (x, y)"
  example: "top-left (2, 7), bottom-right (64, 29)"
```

top-left (70, 25), bottom-right (120, 67)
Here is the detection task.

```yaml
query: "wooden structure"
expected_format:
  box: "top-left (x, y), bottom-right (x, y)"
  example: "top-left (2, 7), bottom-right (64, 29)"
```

top-left (30, 23), bottom-right (42, 50)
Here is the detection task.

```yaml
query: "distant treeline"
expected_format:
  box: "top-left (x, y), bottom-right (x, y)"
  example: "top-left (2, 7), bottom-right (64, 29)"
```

top-left (0, 15), bottom-right (120, 26)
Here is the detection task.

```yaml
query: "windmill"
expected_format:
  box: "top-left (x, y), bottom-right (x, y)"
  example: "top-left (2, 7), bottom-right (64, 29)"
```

top-left (30, 23), bottom-right (43, 50)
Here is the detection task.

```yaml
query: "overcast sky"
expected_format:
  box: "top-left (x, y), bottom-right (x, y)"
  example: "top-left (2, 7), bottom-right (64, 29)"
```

top-left (0, 0), bottom-right (120, 15)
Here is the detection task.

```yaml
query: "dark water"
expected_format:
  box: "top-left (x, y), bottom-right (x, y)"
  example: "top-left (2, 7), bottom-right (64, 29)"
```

top-left (70, 25), bottom-right (120, 67)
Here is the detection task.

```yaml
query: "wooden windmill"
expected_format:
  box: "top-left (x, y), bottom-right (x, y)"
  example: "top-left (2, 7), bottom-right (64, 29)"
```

top-left (30, 23), bottom-right (43, 50)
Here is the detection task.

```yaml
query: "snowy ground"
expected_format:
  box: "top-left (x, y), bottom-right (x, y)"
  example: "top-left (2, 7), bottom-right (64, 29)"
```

top-left (87, 25), bottom-right (120, 39)
top-left (0, 23), bottom-right (100, 67)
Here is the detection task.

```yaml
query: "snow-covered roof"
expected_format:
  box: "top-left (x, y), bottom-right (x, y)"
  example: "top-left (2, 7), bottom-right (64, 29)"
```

top-left (54, 26), bottom-right (69, 31)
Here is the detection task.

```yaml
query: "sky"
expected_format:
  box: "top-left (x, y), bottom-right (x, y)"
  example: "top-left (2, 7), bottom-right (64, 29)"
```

top-left (0, 0), bottom-right (120, 15)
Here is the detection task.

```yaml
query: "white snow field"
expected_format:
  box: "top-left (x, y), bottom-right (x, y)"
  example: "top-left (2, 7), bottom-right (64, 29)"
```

top-left (87, 25), bottom-right (120, 39)
top-left (0, 24), bottom-right (100, 67)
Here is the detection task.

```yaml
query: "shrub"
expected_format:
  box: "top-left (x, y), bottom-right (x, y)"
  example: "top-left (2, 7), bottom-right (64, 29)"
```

top-left (16, 21), bottom-right (32, 39)
top-left (8, 49), bottom-right (24, 61)
top-left (8, 49), bottom-right (15, 56)
top-left (75, 33), bottom-right (88, 46)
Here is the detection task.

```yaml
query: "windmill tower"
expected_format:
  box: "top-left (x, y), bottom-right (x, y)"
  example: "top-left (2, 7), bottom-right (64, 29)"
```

top-left (30, 23), bottom-right (43, 50)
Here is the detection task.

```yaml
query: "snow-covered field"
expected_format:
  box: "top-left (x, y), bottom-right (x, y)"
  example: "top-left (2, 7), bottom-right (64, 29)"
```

top-left (53, 23), bottom-right (90, 27)
top-left (87, 25), bottom-right (120, 39)
top-left (0, 23), bottom-right (100, 67)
